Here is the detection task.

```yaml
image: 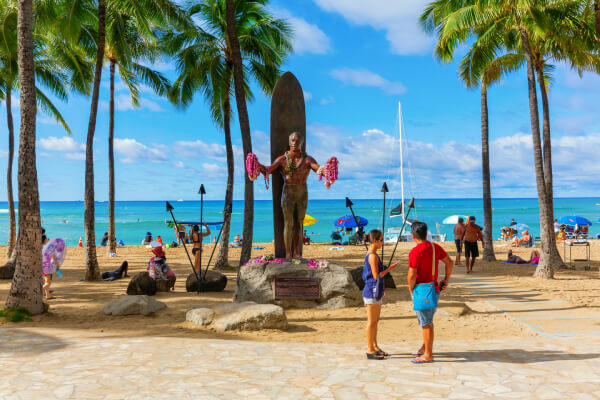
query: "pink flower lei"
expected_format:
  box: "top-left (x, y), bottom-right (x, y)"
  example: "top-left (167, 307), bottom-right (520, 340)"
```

top-left (318, 156), bottom-right (339, 189)
top-left (246, 153), bottom-right (270, 189)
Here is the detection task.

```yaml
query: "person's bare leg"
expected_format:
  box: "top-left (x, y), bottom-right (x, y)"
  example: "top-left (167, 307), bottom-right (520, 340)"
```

top-left (469, 257), bottom-right (476, 272)
top-left (194, 250), bottom-right (200, 271)
top-left (455, 252), bottom-right (461, 266)
top-left (421, 323), bottom-right (434, 361)
top-left (43, 275), bottom-right (52, 299)
top-left (371, 305), bottom-right (381, 352)
top-left (366, 305), bottom-right (378, 353)
top-left (465, 257), bottom-right (470, 273)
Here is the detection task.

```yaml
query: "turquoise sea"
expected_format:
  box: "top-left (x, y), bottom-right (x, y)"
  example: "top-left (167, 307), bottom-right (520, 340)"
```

top-left (0, 198), bottom-right (598, 246)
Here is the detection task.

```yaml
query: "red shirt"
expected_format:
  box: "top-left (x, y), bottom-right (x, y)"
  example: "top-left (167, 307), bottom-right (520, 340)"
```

top-left (408, 242), bottom-right (448, 291)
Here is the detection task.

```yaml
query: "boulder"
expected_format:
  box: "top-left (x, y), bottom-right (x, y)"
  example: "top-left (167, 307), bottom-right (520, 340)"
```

top-left (126, 272), bottom-right (156, 296)
top-left (0, 263), bottom-right (15, 280)
top-left (211, 302), bottom-right (287, 331)
top-left (156, 276), bottom-right (176, 292)
top-left (234, 260), bottom-right (362, 309)
top-left (186, 270), bottom-right (227, 293)
top-left (186, 307), bottom-right (215, 326)
top-left (102, 295), bottom-right (166, 316)
top-left (349, 266), bottom-right (396, 291)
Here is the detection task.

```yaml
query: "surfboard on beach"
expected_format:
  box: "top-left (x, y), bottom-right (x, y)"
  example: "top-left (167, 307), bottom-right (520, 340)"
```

top-left (270, 72), bottom-right (306, 259)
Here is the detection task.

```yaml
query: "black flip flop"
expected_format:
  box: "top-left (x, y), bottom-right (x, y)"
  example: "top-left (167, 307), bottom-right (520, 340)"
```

top-left (366, 352), bottom-right (385, 360)
top-left (376, 349), bottom-right (390, 357)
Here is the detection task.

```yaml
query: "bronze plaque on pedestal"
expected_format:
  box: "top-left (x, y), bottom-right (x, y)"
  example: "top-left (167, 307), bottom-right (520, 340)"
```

top-left (274, 277), bottom-right (320, 299)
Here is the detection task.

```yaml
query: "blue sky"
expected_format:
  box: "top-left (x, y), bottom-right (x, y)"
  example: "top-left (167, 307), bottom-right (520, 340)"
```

top-left (1, 0), bottom-right (600, 202)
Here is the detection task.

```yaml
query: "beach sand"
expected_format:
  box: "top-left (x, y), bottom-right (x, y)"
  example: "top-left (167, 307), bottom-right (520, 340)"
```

top-left (0, 240), bottom-right (598, 344)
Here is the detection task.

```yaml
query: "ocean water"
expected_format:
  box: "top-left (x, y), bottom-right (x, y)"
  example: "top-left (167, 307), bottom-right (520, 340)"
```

top-left (0, 198), bottom-right (598, 246)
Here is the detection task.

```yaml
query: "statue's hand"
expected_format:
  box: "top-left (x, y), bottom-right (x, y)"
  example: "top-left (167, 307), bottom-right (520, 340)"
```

top-left (317, 166), bottom-right (325, 176)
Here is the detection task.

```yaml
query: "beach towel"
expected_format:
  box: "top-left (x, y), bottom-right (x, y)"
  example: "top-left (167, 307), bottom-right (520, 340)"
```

top-left (329, 246), bottom-right (344, 251)
top-left (253, 246), bottom-right (265, 250)
top-left (503, 261), bottom-right (534, 265)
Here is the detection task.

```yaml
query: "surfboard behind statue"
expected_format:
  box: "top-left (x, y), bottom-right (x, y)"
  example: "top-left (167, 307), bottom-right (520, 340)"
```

top-left (270, 72), bottom-right (306, 259)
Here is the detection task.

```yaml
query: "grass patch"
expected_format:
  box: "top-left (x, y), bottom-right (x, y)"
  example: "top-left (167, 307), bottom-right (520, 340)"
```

top-left (0, 307), bottom-right (33, 322)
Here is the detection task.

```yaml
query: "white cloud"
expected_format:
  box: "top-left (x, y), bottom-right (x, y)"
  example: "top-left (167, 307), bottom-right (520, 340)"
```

top-left (0, 150), bottom-right (7, 157)
top-left (114, 138), bottom-right (168, 164)
top-left (275, 9), bottom-right (331, 55)
top-left (319, 96), bottom-right (335, 105)
top-left (115, 94), bottom-right (164, 112)
top-left (303, 91), bottom-right (313, 101)
top-left (330, 68), bottom-right (407, 95)
top-left (313, 0), bottom-right (432, 55)
top-left (38, 116), bottom-right (61, 126)
top-left (173, 139), bottom-right (228, 161)
top-left (38, 136), bottom-right (85, 152)
top-left (304, 123), bottom-right (600, 197)
top-left (37, 136), bottom-right (86, 161)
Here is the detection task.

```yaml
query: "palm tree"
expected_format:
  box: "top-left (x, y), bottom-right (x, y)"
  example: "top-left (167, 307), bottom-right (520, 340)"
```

top-left (426, 0), bottom-right (595, 278)
top-left (165, 0), bottom-right (291, 268)
top-left (83, 0), bottom-right (106, 281)
top-left (0, 0), bottom-right (89, 265)
top-left (225, 0), bottom-right (269, 265)
top-left (0, 0), bottom-right (77, 258)
top-left (5, 0), bottom-right (43, 313)
top-left (105, 5), bottom-right (184, 256)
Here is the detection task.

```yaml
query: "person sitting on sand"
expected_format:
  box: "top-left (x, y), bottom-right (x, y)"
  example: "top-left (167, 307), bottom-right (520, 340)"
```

top-left (101, 261), bottom-right (129, 281)
top-left (507, 249), bottom-right (540, 265)
top-left (303, 230), bottom-right (311, 245)
top-left (147, 247), bottom-right (175, 289)
top-left (363, 229), bottom-right (397, 360)
top-left (330, 230), bottom-right (342, 245)
top-left (231, 234), bottom-right (242, 247)
top-left (142, 232), bottom-right (152, 245)
top-left (100, 232), bottom-right (109, 247)
top-left (190, 223), bottom-right (211, 271)
top-left (512, 230), bottom-right (531, 247)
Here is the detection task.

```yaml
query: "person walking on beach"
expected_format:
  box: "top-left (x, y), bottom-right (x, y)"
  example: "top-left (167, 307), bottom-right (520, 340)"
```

top-left (190, 223), bottom-right (210, 271)
top-left (407, 222), bottom-right (453, 363)
top-left (464, 216), bottom-right (483, 273)
top-left (363, 229), bottom-right (397, 360)
top-left (453, 218), bottom-right (465, 266)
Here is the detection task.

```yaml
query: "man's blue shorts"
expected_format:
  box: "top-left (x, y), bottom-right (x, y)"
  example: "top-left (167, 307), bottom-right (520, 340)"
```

top-left (415, 292), bottom-right (440, 327)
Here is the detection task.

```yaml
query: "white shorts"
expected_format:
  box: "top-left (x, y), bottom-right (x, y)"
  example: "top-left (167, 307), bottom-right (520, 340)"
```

top-left (363, 297), bottom-right (382, 305)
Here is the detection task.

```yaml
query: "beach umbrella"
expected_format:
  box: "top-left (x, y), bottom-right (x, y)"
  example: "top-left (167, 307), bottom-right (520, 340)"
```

top-left (558, 216), bottom-right (592, 226)
top-left (335, 215), bottom-right (368, 228)
top-left (303, 214), bottom-right (318, 227)
top-left (510, 223), bottom-right (530, 231)
top-left (442, 215), bottom-right (468, 225)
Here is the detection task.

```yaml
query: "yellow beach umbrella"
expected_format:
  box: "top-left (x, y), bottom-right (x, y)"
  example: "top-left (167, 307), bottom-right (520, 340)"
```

top-left (303, 214), bottom-right (318, 227)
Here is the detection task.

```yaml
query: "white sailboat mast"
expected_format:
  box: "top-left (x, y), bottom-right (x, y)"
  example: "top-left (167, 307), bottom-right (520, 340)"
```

top-left (399, 102), bottom-right (405, 220)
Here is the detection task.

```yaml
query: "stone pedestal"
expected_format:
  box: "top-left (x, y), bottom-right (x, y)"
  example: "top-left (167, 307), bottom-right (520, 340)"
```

top-left (234, 259), bottom-right (362, 309)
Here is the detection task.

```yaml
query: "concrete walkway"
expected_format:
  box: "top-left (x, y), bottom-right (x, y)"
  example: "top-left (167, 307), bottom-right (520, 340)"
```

top-left (2, 272), bottom-right (600, 400)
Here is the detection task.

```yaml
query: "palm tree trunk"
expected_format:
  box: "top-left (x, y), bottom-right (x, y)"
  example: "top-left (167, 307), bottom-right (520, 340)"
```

top-left (84, 0), bottom-right (106, 281)
top-left (108, 59), bottom-right (117, 255)
top-left (215, 66), bottom-right (234, 270)
top-left (480, 82), bottom-right (495, 261)
top-left (6, 85), bottom-right (17, 257)
top-left (225, 0), bottom-right (253, 266)
top-left (535, 63), bottom-right (564, 269)
top-left (595, 0), bottom-right (600, 36)
top-left (519, 27), bottom-right (553, 279)
top-left (5, 0), bottom-right (44, 313)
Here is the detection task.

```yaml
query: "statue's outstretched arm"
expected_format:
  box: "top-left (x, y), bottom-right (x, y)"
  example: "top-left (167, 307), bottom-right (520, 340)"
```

top-left (307, 156), bottom-right (320, 173)
top-left (260, 156), bottom-right (284, 175)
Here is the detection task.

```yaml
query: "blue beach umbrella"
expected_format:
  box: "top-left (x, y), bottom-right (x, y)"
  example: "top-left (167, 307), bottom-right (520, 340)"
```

top-left (558, 216), bottom-right (592, 226)
top-left (334, 215), bottom-right (368, 228)
top-left (510, 223), bottom-right (530, 231)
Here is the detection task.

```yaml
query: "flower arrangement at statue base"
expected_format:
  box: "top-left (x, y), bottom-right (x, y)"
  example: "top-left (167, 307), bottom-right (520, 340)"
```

top-left (243, 255), bottom-right (328, 269)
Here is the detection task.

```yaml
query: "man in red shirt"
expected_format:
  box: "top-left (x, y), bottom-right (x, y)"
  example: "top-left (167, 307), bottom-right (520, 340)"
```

top-left (407, 221), bottom-right (454, 363)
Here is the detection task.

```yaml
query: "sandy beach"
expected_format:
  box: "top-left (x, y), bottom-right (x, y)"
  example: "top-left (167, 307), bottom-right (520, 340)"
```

top-left (1, 241), bottom-right (598, 344)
